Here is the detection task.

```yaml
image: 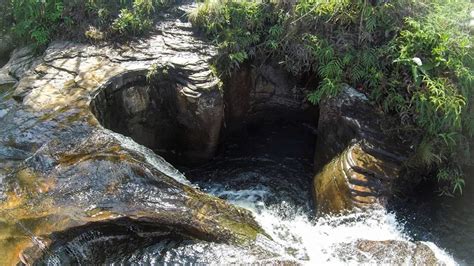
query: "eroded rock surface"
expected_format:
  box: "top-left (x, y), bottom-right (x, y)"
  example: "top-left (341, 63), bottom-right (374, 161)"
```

top-left (0, 4), bottom-right (262, 265)
top-left (313, 86), bottom-right (410, 214)
top-left (333, 240), bottom-right (441, 264)
top-left (224, 62), bottom-right (312, 132)
top-left (91, 66), bottom-right (222, 165)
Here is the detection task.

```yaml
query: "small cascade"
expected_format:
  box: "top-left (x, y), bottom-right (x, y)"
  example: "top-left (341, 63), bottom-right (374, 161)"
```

top-left (198, 184), bottom-right (456, 264)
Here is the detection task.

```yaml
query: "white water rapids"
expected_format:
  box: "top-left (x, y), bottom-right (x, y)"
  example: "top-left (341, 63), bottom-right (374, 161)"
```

top-left (108, 127), bottom-right (458, 264)
top-left (37, 176), bottom-right (459, 265)
top-left (188, 184), bottom-right (456, 265)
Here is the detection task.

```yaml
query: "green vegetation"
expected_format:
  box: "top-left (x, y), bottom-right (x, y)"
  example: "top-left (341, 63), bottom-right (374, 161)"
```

top-left (190, 0), bottom-right (473, 194)
top-left (1, 0), bottom-right (472, 195)
top-left (0, 0), bottom-right (174, 47)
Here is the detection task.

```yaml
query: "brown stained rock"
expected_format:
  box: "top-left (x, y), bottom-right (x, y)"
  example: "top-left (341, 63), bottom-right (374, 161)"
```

top-left (313, 148), bottom-right (354, 213)
top-left (0, 130), bottom-right (265, 265)
top-left (0, 3), bottom-right (263, 265)
top-left (313, 86), bottom-right (410, 215)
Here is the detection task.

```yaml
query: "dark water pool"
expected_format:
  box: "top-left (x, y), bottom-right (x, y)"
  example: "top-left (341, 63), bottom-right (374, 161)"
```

top-left (394, 169), bottom-right (474, 264)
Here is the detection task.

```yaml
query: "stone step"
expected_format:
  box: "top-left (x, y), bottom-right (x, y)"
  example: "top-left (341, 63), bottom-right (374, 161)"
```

top-left (349, 184), bottom-right (374, 194)
top-left (361, 141), bottom-right (408, 163)
top-left (352, 195), bottom-right (377, 204)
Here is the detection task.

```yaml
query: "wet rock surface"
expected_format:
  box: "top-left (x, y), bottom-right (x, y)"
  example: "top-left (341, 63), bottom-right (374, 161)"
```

top-left (334, 240), bottom-right (440, 264)
top-left (91, 66), bottom-right (223, 165)
top-left (313, 86), bottom-right (410, 214)
top-left (0, 4), bottom-right (263, 265)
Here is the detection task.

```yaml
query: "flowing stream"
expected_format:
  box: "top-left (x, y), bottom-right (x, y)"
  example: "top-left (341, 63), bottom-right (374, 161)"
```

top-left (125, 116), bottom-right (456, 264)
top-left (37, 115), bottom-right (461, 264)
top-left (174, 117), bottom-right (456, 264)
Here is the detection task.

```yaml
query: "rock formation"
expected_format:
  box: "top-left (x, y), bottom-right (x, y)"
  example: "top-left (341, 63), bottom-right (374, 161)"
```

top-left (224, 62), bottom-right (312, 132)
top-left (0, 3), bottom-right (449, 264)
top-left (0, 4), bottom-right (264, 265)
top-left (313, 86), bottom-right (411, 214)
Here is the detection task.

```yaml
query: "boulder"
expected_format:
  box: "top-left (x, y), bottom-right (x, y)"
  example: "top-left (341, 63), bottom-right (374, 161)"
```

top-left (313, 86), bottom-right (410, 214)
top-left (333, 240), bottom-right (442, 264)
top-left (0, 129), bottom-right (265, 264)
top-left (0, 4), bottom-right (265, 265)
top-left (10, 9), bottom-right (224, 166)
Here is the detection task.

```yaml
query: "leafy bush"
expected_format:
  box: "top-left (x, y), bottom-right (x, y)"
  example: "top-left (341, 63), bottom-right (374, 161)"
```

top-left (1, 0), bottom-right (175, 47)
top-left (392, 2), bottom-right (473, 168)
top-left (112, 8), bottom-right (150, 35)
top-left (189, 0), bottom-right (283, 73)
top-left (10, 0), bottom-right (65, 46)
top-left (191, 0), bottom-right (474, 194)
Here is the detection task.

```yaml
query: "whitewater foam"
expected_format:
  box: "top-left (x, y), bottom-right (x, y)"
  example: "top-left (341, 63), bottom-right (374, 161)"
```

top-left (205, 185), bottom-right (457, 265)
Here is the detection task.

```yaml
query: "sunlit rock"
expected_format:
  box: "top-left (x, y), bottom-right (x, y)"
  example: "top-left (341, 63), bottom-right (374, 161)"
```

top-left (0, 4), bottom-right (264, 265)
top-left (313, 86), bottom-right (410, 214)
